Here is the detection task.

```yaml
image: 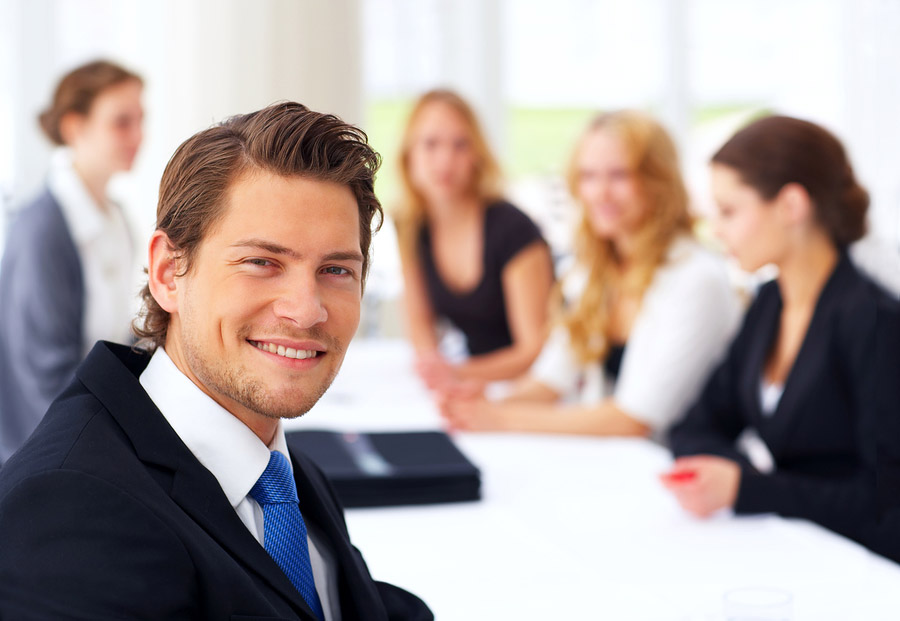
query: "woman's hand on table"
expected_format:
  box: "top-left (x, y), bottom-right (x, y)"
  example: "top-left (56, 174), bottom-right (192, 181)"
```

top-left (438, 394), bottom-right (510, 432)
top-left (659, 455), bottom-right (741, 518)
top-left (414, 351), bottom-right (457, 392)
top-left (415, 352), bottom-right (486, 398)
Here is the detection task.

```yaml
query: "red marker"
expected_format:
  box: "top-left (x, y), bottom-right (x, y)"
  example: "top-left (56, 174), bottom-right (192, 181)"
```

top-left (663, 470), bottom-right (697, 483)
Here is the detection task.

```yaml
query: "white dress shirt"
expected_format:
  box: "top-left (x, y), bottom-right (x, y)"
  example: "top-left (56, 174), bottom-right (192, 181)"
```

top-left (759, 379), bottom-right (785, 417)
top-left (47, 148), bottom-right (135, 354)
top-left (531, 236), bottom-right (743, 434)
top-left (139, 347), bottom-right (340, 620)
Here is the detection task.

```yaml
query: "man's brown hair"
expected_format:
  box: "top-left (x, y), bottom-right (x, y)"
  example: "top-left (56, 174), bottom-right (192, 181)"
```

top-left (133, 101), bottom-right (383, 350)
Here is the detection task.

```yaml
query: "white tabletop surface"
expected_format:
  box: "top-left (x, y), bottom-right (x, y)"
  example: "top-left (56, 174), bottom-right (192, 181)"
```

top-left (286, 338), bottom-right (900, 620)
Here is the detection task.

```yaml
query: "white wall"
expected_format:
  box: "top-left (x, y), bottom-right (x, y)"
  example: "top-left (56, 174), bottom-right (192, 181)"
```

top-left (2, 0), bottom-right (898, 276)
top-left (2, 0), bottom-right (363, 246)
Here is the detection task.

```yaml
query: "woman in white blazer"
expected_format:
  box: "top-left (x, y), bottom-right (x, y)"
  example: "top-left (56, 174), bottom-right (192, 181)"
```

top-left (440, 110), bottom-right (741, 437)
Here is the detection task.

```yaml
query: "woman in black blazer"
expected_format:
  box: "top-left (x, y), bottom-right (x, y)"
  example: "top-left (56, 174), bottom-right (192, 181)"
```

top-left (662, 115), bottom-right (900, 549)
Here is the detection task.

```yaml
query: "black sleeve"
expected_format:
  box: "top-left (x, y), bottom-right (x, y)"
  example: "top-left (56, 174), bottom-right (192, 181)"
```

top-left (376, 582), bottom-right (435, 621)
top-left (734, 294), bottom-right (893, 546)
top-left (0, 470), bottom-right (198, 619)
top-left (875, 296), bottom-right (900, 537)
top-left (488, 203), bottom-right (546, 269)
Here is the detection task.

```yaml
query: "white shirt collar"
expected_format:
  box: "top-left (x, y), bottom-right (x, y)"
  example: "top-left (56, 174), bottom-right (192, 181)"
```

top-left (46, 147), bottom-right (118, 245)
top-left (138, 347), bottom-right (291, 509)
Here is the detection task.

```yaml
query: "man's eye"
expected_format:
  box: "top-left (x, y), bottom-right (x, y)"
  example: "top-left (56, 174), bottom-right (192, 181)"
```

top-left (246, 258), bottom-right (273, 267)
top-left (323, 266), bottom-right (350, 276)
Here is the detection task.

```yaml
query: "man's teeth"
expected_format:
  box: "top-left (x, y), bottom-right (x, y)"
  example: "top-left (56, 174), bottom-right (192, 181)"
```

top-left (252, 341), bottom-right (317, 360)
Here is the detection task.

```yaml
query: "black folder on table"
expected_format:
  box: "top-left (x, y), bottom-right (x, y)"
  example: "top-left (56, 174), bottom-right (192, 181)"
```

top-left (286, 430), bottom-right (481, 508)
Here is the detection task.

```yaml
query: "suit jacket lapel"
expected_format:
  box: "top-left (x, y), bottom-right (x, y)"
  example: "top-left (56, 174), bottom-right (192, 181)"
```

top-left (741, 285), bottom-right (781, 429)
top-left (759, 254), bottom-right (853, 456)
top-left (76, 343), bottom-right (319, 620)
top-left (291, 454), bottom-right (388, 621)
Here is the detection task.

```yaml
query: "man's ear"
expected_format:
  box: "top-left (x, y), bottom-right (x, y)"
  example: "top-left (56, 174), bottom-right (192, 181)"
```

top-left (147, 230), bottom-right (181, 314)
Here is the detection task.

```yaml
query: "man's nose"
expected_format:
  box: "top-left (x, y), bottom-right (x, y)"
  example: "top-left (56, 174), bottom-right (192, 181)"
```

top-left (272, 273), bottom-right (328, 327)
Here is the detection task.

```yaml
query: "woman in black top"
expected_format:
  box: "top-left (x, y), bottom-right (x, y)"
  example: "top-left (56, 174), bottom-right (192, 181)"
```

top-left (439, 111), bottom-right (740, 437)
top-left (394, 90), bottom-right (554, 394)
top-left (662, 116), bottom-right (900, 549)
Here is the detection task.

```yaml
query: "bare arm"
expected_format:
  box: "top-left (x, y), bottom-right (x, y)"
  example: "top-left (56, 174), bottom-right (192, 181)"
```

top-left (398, 247), bottom-right (440, 355)
top-left (454, 241), bottom-right (554, 381)
top-left (442, 394), bottom-right (650, 437)
top-left (502, 376), bottom-right (561, 403)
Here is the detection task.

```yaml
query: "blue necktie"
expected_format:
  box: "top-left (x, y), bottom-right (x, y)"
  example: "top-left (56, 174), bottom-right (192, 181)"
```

top-left (249, 450), bottom-right (325, 620)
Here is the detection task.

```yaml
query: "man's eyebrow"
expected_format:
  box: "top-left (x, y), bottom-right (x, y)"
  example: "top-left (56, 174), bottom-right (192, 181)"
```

top-left (230, 239), bottom-right (363, 263)
top-left (231, 239), bottom-right (299, 258)
top-left (323, 250), bottom-right (364, 264)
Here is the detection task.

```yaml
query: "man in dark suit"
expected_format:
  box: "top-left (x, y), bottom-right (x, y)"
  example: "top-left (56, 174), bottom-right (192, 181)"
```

top-left (0, 102), bottom-right (433, 620)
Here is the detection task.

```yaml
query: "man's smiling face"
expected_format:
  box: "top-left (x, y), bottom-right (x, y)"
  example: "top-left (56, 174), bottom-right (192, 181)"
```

top-left (161, 169), bottom-right (363, 436)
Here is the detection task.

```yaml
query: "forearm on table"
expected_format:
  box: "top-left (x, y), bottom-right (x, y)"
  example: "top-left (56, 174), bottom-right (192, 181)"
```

top-left (453, 341), bottom-right (543, 382)
top-left (496, 399), bottom-right (650, 436)
top-left (501, 377), bottom-right (560, 403)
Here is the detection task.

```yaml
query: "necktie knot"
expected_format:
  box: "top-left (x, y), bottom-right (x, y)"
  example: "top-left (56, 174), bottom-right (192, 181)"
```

top-left (250, 450), bottom-right (299, 505)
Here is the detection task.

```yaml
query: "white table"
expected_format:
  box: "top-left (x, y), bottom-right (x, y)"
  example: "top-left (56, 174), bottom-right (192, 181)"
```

top-left (287, 339), bottom-right (900, 620)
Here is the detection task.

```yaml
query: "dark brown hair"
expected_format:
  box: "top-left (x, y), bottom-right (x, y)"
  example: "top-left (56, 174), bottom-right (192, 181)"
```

top-left (712, 115), bottom-right (868, 246)
top-left (39, 60), bottom-right (143, 146)
top-left (133, 101), bottom-right (383, 350)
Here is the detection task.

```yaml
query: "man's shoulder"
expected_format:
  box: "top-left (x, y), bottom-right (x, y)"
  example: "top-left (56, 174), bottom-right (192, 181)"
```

top-left (0, 385), bottom-right (129, 496)
top-left (0, 343), bottom-right (156, 494)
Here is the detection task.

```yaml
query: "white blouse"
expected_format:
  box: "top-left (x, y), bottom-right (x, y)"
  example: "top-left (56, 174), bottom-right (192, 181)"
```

top-left (47, 148), bottom-right (136, 354)
top-left (759, 379), bottom-right (785, 417)
top-left (530, 237), bottom-right (743, 433)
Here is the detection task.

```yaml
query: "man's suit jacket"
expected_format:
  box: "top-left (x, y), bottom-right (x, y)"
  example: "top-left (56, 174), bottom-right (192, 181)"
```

top-left (0, 342), bottom-right (433, 620)
top-left (668, 252), bottom-right (900, 548)
top-left (0, 188), bottom-right (84, 464)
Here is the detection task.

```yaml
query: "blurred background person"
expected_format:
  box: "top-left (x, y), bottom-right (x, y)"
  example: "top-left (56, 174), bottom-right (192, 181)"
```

top-left (661, 115), bottom-right (898, 548)
top-left (0, 60), bottom-right (143, 465)
top-left (440, 110), bottom-right (741, 437)
top-left (393, 89), bottom-right (554, 395)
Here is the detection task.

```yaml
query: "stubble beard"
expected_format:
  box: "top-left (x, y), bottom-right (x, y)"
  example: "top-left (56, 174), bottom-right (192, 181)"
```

top-left (181, 321), bottom-right (345, 422)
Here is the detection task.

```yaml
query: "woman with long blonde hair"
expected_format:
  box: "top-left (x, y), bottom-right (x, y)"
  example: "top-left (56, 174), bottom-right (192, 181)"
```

top-left (394, 89), bottom-right (554, 393)
top-left (441, 110), bottom-right (741, 436)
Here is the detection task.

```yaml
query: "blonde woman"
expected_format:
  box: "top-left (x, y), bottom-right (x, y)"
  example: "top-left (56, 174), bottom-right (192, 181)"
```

top-left (395, 90), bottom-right (554, 393)
top-left (441, 110), bottom-right (741, 436)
